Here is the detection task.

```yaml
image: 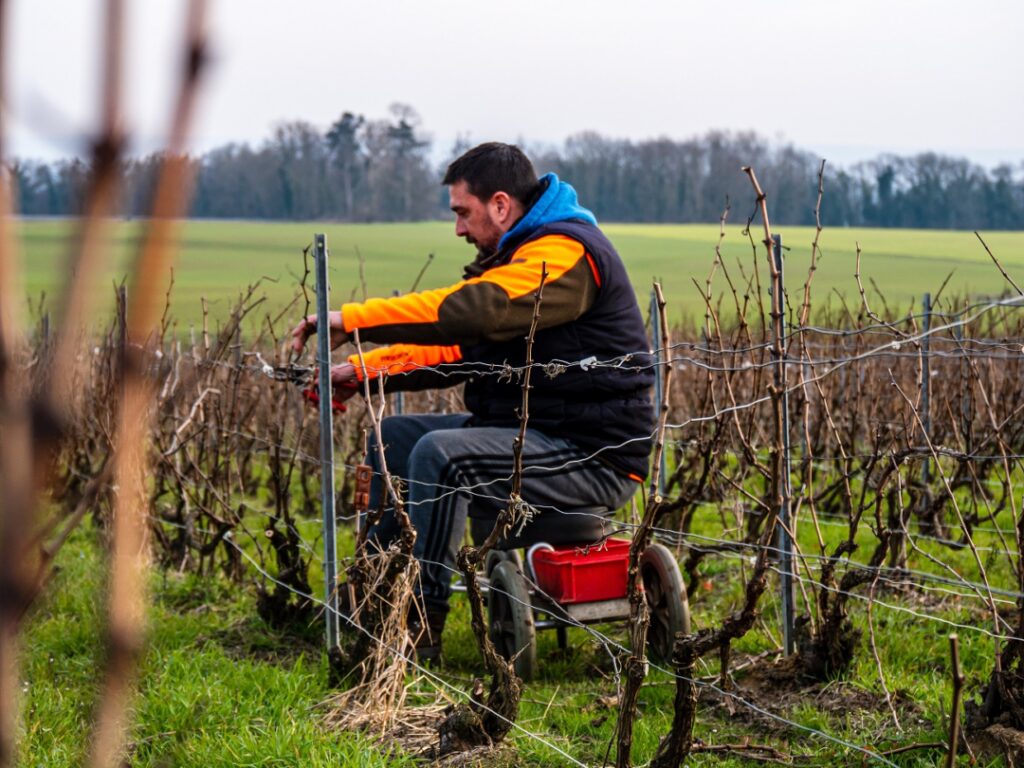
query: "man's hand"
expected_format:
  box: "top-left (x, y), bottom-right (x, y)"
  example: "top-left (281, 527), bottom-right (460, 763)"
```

top-left (302, 363), bottom-right (359, 413)
top-left (330, 362), bottom-right (360, 397)
top-left (291, 311), bottom-right (348, 354)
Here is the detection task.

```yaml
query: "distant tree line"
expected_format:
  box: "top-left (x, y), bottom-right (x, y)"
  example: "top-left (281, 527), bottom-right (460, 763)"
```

top-left (12, 104), bottom-right (1024, 229)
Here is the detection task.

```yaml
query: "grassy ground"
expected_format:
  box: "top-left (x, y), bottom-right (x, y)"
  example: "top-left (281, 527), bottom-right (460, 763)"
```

top-left (18, 500), bottom-right (1011, 766)
top-left (14, 218), bottom-right (1024, 332)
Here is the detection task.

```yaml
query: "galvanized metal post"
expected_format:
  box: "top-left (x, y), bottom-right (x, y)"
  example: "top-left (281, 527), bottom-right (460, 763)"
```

top-left (314, 233), bottom-right (339, 650)
top-left (650, 288), bottom-right (666, 496)
top-left (921, 292), bottom-right (932, 488)
top-left (773, 234), bottom-right (795, 656)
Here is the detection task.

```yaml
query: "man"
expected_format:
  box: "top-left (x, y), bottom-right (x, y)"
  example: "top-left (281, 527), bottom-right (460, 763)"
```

top-left (291, 142), bottom-right (654, 659)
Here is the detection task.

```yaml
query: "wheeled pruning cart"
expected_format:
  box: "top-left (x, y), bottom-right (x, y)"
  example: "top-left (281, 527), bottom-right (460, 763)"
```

top-left (480, 535), bottom-right (690, 682)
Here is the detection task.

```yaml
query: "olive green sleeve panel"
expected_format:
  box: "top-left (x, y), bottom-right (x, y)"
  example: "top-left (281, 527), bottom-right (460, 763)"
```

top-left (347, 234), bottom-right (599, 346)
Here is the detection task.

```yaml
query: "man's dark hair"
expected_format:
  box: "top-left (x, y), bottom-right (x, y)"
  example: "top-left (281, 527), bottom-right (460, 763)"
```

top-left (442, 142), bottom-right (539, 206)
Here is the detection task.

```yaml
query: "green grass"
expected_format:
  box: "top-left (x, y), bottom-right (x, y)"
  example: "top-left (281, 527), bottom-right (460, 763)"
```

top-left (14, 218), bottom-right (1024, 333)
top-left (18, 497), bottom-right (1011, 766)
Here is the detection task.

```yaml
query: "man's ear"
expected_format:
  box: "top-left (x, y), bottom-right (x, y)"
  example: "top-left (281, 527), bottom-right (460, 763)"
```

top-left (489, 191), bottom-right (514, 224)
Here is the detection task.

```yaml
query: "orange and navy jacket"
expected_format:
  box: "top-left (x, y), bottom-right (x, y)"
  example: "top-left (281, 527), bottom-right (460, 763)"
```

top-left (343, 176), bottom-right (654, 479)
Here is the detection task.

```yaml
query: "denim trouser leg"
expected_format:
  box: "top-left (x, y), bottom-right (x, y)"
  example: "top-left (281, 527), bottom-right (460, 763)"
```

top-left (365, 413), bottom-right (638, 612)
top-left (364, 413), bottom-right (470, 550)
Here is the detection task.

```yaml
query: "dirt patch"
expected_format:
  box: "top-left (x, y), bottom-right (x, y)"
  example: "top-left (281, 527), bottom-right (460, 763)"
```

top-left (966, 723), bottom-right (1024, 765)
top-left (698, 654), bottom-right (926, 738)
top-left (424, 741), bottom-right (515, 767)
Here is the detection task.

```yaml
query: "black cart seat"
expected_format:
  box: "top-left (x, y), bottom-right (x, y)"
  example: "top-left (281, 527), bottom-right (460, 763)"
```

top-left (469, 505), bottom-right (616, 551)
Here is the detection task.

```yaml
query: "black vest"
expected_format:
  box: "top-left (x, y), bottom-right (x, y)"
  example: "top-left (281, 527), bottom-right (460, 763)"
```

top-left (462, 220), bottom-right (655, 478)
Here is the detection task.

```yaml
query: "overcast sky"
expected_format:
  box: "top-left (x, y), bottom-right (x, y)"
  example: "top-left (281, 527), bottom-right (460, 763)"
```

top-left (9, 0), bottom-right (1024, 167)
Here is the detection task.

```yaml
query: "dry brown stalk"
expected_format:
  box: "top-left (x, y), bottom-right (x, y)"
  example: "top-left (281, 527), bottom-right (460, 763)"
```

top-left (2, 0), bottom-right (130, 761)
top-left (958, 332), bottom-right (1024, 728)
top-left (867, 559), bottom-right (901, 731)
top-left (614, 281), bottom-right (671, 768)
top-left (887, 455), bottom-right (1005, 634)
top-left (662, 267), bottom-right (729, 544)
top-left (946, 633), bottom-right (964, 768)
top-left (355, 244), bottom-right (368, 302)
top-left (1, 16), bottom-right (129, 753)
top-left (737, 167), bottom-right (782, 475)
top-left (688, 741), bottom-right (791, 763)
top-left (328, 328), bottom-right (418, 728)
top-left (409, 252), bottom-right (435, 293)
top-left (651, 513), bottom-right (781, 768)
top-left (975, 231), bottom-right (1024, 297)
top-left (888, 374), bottom-right (1002, 639)
top-left (741, 167), bottom-right (774, 269)
top-left (740, 212), bottom-right (769, 343)
top-left (742, 166), bottom-right (787, 547)
top-left (651, 170), bottom-right (786, 767)
top-left (701, 201), bottom-right (730, 339)
top-left (505, 266), bottom-right (549, 516)
top-left (696, 275), bottom-right (769, 489)
top-left (798, 159), bottom-right (826, 327)
top-left (40, 0), bottom-right (126, 444)
top-left (323, 678), bottom-right (451, 752)
top-left (437, 264), bottom-right (548, 756)
top-left (745, 162), bottom-right (792, 557)
top-left (33, 458), bottom-right (114, 595)
top-left (854, 243), bottom-right (885, 328)
top-left (0, 4), bottom-right (34, 755)
top-left (87, 3), bottom-right (210, 766)
top-left (876, 741), bottom-right (947, 758)
top-left (796, 352), bottom-right (826, 555)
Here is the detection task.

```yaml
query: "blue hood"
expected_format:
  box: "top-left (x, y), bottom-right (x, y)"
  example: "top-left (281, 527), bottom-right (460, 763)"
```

top-left (498, 172), bottom-right (597, 251)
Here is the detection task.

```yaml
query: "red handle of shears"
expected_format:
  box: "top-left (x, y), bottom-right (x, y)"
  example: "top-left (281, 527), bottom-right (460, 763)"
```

top-left (302, 381), bottom-right (358, 413)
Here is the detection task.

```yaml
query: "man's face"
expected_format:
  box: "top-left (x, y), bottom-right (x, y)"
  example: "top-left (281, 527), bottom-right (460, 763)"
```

top-left (448, 180), bottom-right (507, 257)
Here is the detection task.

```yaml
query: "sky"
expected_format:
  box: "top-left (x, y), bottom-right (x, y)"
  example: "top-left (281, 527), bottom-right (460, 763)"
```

top-left (9, 0), bottom-right (1024, 168)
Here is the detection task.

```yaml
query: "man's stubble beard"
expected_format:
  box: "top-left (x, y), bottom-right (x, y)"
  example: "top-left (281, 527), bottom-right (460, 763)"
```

top-left (475, 243), bottom-right (497, 261)
top-left (464, 234), bottom-right (498, 263)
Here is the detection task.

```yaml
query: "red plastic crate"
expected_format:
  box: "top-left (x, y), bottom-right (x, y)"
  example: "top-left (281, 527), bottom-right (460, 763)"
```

top-left (531, 538), bottom-right (631, 604)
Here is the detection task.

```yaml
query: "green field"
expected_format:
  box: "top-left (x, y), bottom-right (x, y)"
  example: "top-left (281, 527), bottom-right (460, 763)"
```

top-left (14, 218), bottom-right (1024, 333)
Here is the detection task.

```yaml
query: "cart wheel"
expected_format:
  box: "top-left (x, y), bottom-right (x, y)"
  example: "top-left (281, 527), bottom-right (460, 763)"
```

top-left (640, 543), bottom-right (691, 664)
top-left (485, 549), bottom-right (523, 578)
top-left (487, 560), bottom-right (537, 681)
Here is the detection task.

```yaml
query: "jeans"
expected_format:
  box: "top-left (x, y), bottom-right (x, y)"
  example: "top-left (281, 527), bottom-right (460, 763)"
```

top-left (364, 413), bottom-right (638, 611)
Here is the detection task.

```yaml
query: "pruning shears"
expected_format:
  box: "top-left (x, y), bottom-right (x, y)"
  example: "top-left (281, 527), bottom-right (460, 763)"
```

top-left (266, 362), bottom-right (314, 385)
top-left (262, 361), bottom-right (356, 413)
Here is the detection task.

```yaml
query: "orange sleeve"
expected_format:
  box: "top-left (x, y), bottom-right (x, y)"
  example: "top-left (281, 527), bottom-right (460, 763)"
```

top-left (347, 343), bottom-right (463, 381)
top-left (473, 236), bottom-right (593, 299)
top-left (340, 235), bottom-right (598, 346)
